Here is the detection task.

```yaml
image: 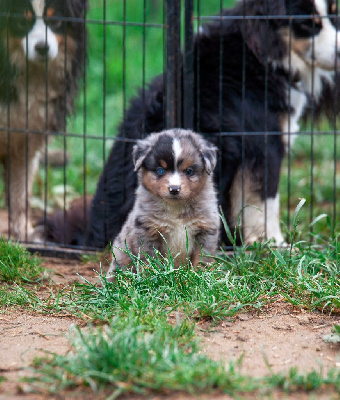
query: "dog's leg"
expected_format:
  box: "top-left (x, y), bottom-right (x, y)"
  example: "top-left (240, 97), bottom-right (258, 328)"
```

top-left (5, 142), bottom-right (41, 242)
top-left (191, 228), bottom-right (220, 267)
top-left (229, 168), bottom-right (284, 245)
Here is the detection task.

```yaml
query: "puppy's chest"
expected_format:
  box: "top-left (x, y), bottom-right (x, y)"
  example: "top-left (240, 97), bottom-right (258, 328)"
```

top-left (282, 84), bottom-right (308, 149)
top-left (155, 214), bottom-right (203, 256)
top-left (0, 71), bottom-right (63, 134)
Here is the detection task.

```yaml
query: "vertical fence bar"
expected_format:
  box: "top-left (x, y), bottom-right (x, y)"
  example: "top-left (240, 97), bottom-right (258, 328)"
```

top-left (166, 0), bottom-right (181, 128)
top-left (183, 0), bottom-right (194, 130)
top-left (82, 0), bottom-right (88, 245)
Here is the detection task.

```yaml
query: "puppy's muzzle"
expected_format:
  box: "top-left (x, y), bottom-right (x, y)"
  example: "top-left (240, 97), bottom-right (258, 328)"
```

top-left (35, 42), bottom-right (50, 58)
top-left (169, 185), bottom-right (181, 195)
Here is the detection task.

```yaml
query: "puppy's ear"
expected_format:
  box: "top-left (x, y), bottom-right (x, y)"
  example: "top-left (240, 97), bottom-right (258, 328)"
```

top-left (200, 144), bottom-right (218, 175)
top-left (69, 0), bottom-right (88, 17)
top-left (240, 0), bottom-right (287, 64)
top-left (133, 140), bottom-right (152, 172)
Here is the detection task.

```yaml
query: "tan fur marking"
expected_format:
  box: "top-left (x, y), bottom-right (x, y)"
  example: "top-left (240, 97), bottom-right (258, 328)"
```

top-left (25, 10), bottom-right (34, 20)
top-left (46, 8), bottom-right (55, 18)
top-left (160, 160), bottom-right (167, 169)
top-left (314, 16), bottom-right (322, 25)
top-left (8, 37), bottom-right (22, 54)
top-left (180, 158), bottom-right (195, 171)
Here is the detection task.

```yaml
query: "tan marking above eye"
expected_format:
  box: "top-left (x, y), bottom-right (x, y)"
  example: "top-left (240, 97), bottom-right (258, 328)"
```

top-left (160, 160), bottom-right (167, 169)
top-left (46, 8), bottom-right (55, 18)
top-left (331, 3), bottom-right (337, 14)
top-left (179, 158), bottom-right (195, 171)
top-left (24, 10), bottom-right (33, 20)
top-left (314, 16), bottom-right (321, 25)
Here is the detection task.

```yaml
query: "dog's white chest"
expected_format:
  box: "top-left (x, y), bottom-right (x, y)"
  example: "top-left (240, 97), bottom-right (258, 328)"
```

top-left (282, 84), bottom-right (307, 150)
top-left (161, 217), bottom-right (199, 264)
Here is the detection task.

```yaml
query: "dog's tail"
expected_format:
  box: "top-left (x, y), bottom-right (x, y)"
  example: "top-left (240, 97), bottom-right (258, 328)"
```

top-left (37, 196), bottom-right (92, 247)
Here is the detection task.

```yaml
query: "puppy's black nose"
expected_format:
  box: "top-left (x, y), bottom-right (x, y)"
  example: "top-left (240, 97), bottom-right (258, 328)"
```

top-left (169, 185), bottom-right (181, 195)
top-left (35, 42), bottom-right (49, 57)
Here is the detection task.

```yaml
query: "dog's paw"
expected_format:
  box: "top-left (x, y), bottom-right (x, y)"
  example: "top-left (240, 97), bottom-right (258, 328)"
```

top-left (28, 225), bottom-right (45, 243)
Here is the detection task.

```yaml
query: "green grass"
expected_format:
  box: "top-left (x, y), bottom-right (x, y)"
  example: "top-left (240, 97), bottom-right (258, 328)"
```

top-left (29, 318), bottom-right (340, 398)
top-left (0, 238), bottom-right (46, 308)
top-left (27, 206), bottom-right (340, 398)
top-left (30, 316), bottom-right (249, 397)
top-left (280, 133), bottom-right (340, 235)
top-left (0, 237), bottom-right (44, 284)
top-left (30, 248), bottom-right (340, 398)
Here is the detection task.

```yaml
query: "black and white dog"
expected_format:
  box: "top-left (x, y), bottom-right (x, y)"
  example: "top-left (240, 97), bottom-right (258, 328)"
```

top-left (0, 0), bottom-right (87, 241)
top-left (52, 0), bottom-right (340, 249)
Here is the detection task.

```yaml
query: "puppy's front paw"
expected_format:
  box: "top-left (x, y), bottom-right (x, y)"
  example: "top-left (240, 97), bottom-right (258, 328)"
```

top-left (29, 225), bottom-right (46, 243)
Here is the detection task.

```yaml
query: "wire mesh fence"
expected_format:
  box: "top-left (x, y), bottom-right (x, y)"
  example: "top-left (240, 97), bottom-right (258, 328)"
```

top-left (0, 0), bottom-right (339, 257)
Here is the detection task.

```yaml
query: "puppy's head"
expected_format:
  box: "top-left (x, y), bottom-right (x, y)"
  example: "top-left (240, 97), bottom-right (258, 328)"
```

top-left (239, 0), bottom-right (340, 71)
top-left (284, 0), bottom-right (340, 71)
top-left (133, 129), bottom-right (217, 202)
top-left (0, 0), bottom-right (86, 65)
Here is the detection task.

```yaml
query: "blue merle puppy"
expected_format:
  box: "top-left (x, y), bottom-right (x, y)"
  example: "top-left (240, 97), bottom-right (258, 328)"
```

top-left (108, 129), bottom-right (220, 277)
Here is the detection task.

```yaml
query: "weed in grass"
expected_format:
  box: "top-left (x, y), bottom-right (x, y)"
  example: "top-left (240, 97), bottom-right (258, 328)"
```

top-left (29, 313), bottom-right (340, 399)
top-left (323, 324), bottom-right (340, 343)
top-left (29, 314), bottom-right (255, 398)
top-left (0, 238), bottom-right (44, 283)
top-left (0, 283), bottom-right (42, 308)
top-left (266, 367), bottom-right (340, 393)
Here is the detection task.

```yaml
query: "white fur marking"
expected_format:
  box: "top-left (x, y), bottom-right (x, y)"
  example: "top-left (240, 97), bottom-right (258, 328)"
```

top-left (31, 0), bottom-right (45, 15)
top-left (168, 171), bottom-right (181, 187)
top-left (284, 84), bottom-right (308, 148)
top-left (172, 138), bottom-right (182, 165)
top-left (230, 170), bottom-right (284, 244)
top-left (21, 0), bottom-right (59, 61)
top-left (265, 194), bottom-right (285, 244)
top-left (310, 0), bottom-right (340, 71)
top-left (282, 0), bottom-right (339, 102)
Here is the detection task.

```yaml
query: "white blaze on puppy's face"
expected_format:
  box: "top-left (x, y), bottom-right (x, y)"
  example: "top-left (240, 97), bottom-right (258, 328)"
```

top-left (168, 138), bottom-right (182, 187)
top-left (311, 0), bottom-right (340, 70)
top-left (21, 0), bottom-right (59, 62)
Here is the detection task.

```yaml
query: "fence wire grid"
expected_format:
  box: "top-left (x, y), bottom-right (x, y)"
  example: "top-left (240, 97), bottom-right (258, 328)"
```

top-left (0, 0), bottom-right (339, 257)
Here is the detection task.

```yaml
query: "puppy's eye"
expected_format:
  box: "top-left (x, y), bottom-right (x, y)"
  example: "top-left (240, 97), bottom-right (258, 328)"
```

top-left (184, 167), bottom-right (194, 177)
top-left (156, 167), bottom-right (165, 176)
top-left (46, 18), bottom-right (62, 31)
top-left (10, 16), bottom-right (34, 35)
top-left (45, 7), bottom-right (62, 31)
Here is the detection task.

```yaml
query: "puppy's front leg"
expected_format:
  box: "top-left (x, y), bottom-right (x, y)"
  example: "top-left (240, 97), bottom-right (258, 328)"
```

top-left (5, 150), bottom-right (40, 241)
top-left (191, 229), bottom-right (219, 267)
top-left (229, 168), bottom-right (284, 245)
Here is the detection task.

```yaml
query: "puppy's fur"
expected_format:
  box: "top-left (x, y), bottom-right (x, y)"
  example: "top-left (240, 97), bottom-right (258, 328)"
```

top-left (0, 0), bottom-right (87, 241)
top-left (84, 0), bottom-right (340, 249)
top-left (108, 129), bottom-right (220, 275)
